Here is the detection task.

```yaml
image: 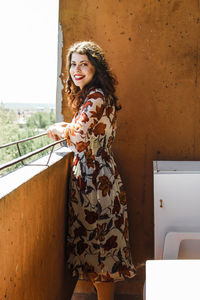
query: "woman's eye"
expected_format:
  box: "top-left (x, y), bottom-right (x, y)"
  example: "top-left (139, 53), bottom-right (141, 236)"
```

top-left (82, 63), bottom-right (88, 66)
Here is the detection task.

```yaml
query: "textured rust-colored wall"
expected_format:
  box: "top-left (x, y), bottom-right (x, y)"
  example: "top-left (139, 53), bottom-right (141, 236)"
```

top-left (0, 154), bottom-right (72, 300)
top-left (59, 0), bottom-right (200, 295)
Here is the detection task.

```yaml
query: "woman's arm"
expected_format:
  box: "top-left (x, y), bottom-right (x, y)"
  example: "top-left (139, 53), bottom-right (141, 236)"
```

top-left (64, 93), bottom-right (106, 152)
top-left (47, 90), bottom-right (106, 152)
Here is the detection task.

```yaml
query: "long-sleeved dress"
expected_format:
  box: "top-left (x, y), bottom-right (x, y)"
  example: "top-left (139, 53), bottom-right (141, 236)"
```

top-left (64, 88), bottom-right (136, 282)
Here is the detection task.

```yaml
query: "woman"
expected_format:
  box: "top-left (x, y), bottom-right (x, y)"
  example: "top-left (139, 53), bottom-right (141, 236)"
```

top-left (47, 41), bottom-right (136, 300)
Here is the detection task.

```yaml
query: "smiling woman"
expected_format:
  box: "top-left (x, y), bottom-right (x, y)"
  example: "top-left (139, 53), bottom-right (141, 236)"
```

top-left (47, 41), bottom-right (136, 300)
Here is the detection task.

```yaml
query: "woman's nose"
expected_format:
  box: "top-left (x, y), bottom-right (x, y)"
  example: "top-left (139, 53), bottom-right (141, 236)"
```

top-left (75, 64), bottom-right (81, 71)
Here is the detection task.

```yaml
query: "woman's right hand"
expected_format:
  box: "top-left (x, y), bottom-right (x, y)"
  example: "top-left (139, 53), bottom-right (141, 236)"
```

top-left (47, 122), bottom-right (68, 141)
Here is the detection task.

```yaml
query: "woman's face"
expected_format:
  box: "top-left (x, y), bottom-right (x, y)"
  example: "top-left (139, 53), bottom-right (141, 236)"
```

top-left (70, 52), bottom-right (95, 89)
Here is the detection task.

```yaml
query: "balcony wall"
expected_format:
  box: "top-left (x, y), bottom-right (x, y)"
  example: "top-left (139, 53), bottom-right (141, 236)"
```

top-left (58, 0), bottom-right (200, 296)
top-left (0, 149), bottom-right (73, 300)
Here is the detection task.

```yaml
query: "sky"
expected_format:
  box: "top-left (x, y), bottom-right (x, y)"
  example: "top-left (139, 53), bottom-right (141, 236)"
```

top-left (0, 0), bottom-right (59, 104)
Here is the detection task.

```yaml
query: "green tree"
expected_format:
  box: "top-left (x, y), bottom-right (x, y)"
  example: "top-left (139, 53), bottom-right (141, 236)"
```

top-left (26, 111), bottom-right (55, 129)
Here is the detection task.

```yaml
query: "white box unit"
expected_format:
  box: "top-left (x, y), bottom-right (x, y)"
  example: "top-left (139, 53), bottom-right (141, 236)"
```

top-left (153, 161), bottom-right (200, 259)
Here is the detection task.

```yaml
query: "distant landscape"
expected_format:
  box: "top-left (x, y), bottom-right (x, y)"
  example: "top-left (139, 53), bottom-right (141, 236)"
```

top-left (3, 102), bottom-right (55, 110)
top-left (0, 102), bottom-right (56, 176)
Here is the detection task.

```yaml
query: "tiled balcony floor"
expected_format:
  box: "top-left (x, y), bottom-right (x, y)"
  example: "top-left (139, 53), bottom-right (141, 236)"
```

top-left (72, 293), bottom-right (142, 300)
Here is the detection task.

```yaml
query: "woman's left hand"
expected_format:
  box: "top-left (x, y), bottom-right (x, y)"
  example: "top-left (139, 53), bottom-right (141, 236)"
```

top-left (47, 122), bottom-right (68, 141)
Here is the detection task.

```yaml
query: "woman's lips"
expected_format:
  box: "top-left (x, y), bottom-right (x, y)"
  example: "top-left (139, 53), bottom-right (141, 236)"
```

top-left (74, 74), bottom-right (85, 81)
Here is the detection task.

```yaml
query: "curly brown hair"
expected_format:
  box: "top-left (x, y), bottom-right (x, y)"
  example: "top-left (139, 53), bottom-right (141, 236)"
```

top-left (62, 41), bottom-right (121, 114)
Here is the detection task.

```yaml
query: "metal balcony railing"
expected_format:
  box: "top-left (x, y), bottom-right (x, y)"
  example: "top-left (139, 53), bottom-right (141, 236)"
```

top-left (0, 132), bottom-right (67, 172)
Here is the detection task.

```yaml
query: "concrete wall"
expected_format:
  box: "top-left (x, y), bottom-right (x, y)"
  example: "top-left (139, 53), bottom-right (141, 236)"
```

top-left (59, 0), bottom-right (200, 295)
top-left (0, 152), bottom-right (72, 300)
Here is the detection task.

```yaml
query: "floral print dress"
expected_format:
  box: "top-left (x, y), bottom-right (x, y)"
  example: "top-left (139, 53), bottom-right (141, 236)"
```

top-left (64, 88), bottom-right (136, 282)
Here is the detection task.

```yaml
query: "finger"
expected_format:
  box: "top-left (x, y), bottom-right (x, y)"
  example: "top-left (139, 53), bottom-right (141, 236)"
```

top-left (47, 130), bottom-right (53, 139)
top-left (52, 133), bottom-right (57, 141)
top-left (47, 130), bottom-right (51, 138)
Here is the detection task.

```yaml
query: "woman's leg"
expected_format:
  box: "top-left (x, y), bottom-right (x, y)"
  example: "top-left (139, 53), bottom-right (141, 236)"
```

top-left (88, 273), bottom-right (115, 300)
top-left (94, 281), bottom-right (115, 300)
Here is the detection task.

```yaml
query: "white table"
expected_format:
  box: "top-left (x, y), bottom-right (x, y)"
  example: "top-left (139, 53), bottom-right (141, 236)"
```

top-left (146, 260), bottom-right (200, 300)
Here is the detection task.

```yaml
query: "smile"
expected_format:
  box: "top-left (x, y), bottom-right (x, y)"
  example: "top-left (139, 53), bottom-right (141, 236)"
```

top-left (74, 75), bottom-right (85, 80)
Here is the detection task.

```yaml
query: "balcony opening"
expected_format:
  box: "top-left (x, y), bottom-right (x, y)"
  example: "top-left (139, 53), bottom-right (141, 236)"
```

top-left (0, 0), bottom-right (59, 175)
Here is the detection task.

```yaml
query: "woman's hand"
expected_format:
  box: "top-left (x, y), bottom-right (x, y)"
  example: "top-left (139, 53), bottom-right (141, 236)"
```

top-left (47, 122), bottom-right (68, 141)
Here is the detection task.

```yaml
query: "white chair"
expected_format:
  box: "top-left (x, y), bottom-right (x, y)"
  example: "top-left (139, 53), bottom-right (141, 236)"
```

top-left (163, 231), bottom-right (200, 259)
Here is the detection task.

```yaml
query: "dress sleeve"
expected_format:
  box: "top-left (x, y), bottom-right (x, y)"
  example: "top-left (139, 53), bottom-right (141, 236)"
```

top-left (64, 91), bottom-right (106, 153)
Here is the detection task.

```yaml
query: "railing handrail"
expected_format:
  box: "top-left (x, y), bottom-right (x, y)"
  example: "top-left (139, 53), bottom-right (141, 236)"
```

top-left (0, 132), bottom-right (48, 149)
top-left (0, 132), bottom-right (67, 172)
